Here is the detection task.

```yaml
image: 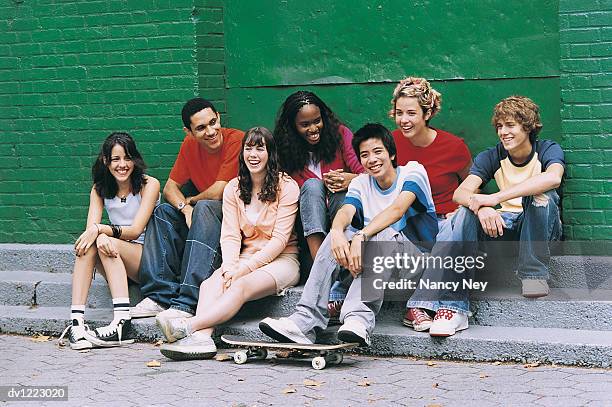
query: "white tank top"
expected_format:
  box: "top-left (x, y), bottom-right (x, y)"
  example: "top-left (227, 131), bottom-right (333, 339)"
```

top-left (104, 192), bottom-right (146, 244)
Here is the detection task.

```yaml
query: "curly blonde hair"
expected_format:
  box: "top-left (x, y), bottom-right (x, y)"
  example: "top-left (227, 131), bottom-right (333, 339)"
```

top-left (389, 77), bottom-right (442, 122)
top-left (492, 96), bottom-right (542, 142)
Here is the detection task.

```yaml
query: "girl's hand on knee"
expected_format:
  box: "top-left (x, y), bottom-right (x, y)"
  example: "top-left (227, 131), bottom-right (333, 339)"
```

top-left (74, 225), bottom-right (99, 257)
top-left (96, 234), bottom-right (118, 258)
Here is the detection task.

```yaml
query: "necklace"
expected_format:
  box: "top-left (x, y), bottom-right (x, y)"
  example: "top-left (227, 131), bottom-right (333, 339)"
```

top-left (119, 193), bottom-right (128, 203)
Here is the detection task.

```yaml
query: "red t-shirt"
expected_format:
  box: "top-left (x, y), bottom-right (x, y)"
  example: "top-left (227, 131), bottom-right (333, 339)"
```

top-left (393, 128), bottom-right (472, 215)
top-left (169, 128), bottom-right (244, 193)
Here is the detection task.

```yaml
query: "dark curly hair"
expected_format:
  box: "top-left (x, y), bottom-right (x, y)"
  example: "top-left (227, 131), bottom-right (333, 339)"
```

top-left (92, 132), bottom-right (147, 199)
top-left (238, 127), bottom-right (281, 204)
top-left (273, 91), bottom-right (343, 174)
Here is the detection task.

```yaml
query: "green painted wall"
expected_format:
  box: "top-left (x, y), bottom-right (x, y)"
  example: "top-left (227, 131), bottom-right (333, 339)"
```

top-left (0, 0), bottom-right (198, 243)
top-left (1, 0), bottom-right (609, 242)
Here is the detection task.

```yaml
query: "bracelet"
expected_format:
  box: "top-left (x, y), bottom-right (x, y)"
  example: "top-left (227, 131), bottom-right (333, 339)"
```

top-left (93, 223), bottom-right (100, 234)
top-left (110, 224), bottom-right (122, 239)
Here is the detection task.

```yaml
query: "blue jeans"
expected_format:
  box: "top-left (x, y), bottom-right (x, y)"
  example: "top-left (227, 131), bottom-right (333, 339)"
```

top-left (407, 191), bottom-right (562, 313)
top-left (289, 228), bottom-right (423, 340)
top-left (138, 201), bottom-right (223, 315)
top-left (406, 215), bottom-right (469, 314)
top-left (299, 179), bottom-right (346, 238)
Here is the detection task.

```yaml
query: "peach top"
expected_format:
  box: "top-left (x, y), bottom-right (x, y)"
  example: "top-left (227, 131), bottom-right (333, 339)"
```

top-left (220, 173), bottom-right (299, 273)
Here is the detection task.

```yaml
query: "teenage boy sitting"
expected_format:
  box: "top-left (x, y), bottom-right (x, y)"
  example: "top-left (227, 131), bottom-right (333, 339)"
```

top-left (452, 95), bottom-right (564, 298)
top-left (259, 123), bottom-right (438, 346)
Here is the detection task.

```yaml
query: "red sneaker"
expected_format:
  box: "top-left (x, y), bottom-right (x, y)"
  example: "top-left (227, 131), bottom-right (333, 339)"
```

top-left (402, 308), bottom-right (433, 332)
top-left (327, 300), bottom-right (343, 325)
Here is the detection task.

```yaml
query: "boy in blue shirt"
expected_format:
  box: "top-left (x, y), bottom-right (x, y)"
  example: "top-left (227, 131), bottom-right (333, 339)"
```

top-left (453, 95), bottom-right (564, 299)
top-left (259, 123), bottom-right (438, 346)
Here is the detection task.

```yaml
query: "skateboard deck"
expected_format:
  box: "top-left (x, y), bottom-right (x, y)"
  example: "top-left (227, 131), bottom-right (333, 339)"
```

top-left (221, 335), bottom-right (358, 369)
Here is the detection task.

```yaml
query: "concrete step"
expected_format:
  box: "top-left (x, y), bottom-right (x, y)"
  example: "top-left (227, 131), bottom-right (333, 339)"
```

top-left (1, 244), bottom-right (610, 290)
top-left (1, 270), bottom-right (611, 331)
top-left (0, 270), bottom-right (144, 309)
top-left (1, 305), bottom-right (610, 368)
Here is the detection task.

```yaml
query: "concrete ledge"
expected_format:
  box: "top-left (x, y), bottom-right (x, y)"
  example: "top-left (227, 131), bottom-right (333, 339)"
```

top-left (2, 306), bottom-right (609, 368)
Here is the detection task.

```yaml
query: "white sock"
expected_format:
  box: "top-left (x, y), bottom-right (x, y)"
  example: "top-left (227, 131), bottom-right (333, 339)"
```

top-left (112, 297), bottom-right (131, 323)
top-left (71, 305), bottom-right (85, 326)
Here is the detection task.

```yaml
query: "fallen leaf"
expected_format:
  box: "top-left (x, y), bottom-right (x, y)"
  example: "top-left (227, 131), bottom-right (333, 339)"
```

top-left (153, 340), bottom-right (164, 347)
top-left (524, 362), bottom-right (540, 368)
top-left (31, 334), bottom-right (51, 343)
top-left (427, 404), bottom-right (443, 407)
top-left (214, 353), bottom-right (232, 361)
top-left (432, 383), bottom-right (439, 388)
top-left (357, 380), bottom-right (372, 387)
top-left (282, 387), bottom-right (296, 394)
top-left (427, 361), bottom-right (436, 367)
top-left (146, 360), bottom-right (161, 368)
top-left (493, 361), bottom-right (502, 365)
top-left (479, 374), bottom-right (489, 379)
top-left (303, 379), bottom-right (323, 387)
top-left (276, 350), bottom-right (291, 358)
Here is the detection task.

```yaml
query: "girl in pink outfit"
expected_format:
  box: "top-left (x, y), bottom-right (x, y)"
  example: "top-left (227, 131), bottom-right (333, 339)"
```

top-left (158, 127), bottom-right (300, 360)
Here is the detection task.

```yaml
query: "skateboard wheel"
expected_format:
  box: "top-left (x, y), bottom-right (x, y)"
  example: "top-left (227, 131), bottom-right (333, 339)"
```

top-left (327, 353), bottom-right (343, 365)
top-left (234, 350), bottom-right (248, 365)
top-left (312, 356), bottom-right (326, 370)
top-left (252, 348), bottom-right (268, 360)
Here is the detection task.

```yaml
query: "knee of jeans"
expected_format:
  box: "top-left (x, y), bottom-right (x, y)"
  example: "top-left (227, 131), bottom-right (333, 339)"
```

top-left (300, 179), bottom-right (325, 197)
top-left (193, 199), bottom-right (221, 216)
top-left (523, 191), bottom-right (559, 209)
top-left (153, 203), bottom-right (179, 221)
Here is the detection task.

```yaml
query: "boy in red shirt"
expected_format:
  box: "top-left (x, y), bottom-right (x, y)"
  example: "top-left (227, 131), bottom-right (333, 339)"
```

top-left (132, 98), bottom-right (244, 325)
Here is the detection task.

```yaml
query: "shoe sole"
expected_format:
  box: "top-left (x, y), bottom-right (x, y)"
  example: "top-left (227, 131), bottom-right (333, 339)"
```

top-left (429, 323), bottom-right (469, 337)
top-left (402, 319), bottom-right (432, 332)
top-left (258, 321), bottom-right (296, 343)
top-left (88, 338), bottom-right (136, 347)
top-left (337, 329), bottom-right (369, 347)
top-left (160, 348), bottom-right (216, 361)
top-left (70, 341), bottom-right (93, 350)
top-left (130, 312), bottom-right (160, 319)
top-left (156, 316), bottom-right (177, 343)
top-left (522, 292), bottom-right (549, 299)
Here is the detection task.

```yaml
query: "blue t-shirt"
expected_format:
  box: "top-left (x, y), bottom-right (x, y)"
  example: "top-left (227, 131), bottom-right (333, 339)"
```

top-left (470, 139), bottom-right (565, 212)
top-left (344, 161), bottom-right (438, 242)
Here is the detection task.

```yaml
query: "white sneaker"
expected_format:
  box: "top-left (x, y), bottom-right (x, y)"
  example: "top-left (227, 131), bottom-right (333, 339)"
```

top-left (160, 332), bottom-right (217, 360)
top-left (58, 321), bottom-right (93, 350)
top-left (156, 308), bottom-right (193, 341)
top-left (159, 317), bottom-right (192, 343)
top-left (259, 317), bottom-right (313, 344)
top-left (130, 298), bottom-right (166, 318)
top-left (337, 319), bottom-right (371, 347)
top-left (429, 309), bottom-right (468, 337)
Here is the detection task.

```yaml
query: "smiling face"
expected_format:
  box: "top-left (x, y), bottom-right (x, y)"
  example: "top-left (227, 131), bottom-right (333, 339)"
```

top-left (243, 139), bottom-right (269, 176)
top-left (186, 107), bottom-right (223, 152)
top-left (358, 137), bottom-right (396, 182)
top-left (294, 104), bottom-right (324, 145)
top-left (495, 116), bottom-right (531, 153)
top-left (394, 96), bottom-right (431, 141)
top-left (107, 144), bottom-right (134, 183)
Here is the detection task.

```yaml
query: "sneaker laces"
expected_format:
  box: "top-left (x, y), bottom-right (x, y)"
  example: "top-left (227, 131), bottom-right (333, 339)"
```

top-left (410, 308), bottom-right (432, 324)
top-left (58, 323), bottom-right (90, 346)
top-left (327, 300), bottom-right (343, 317)
top-left (95, 319), bottom-right (127, 344)
top-left (434, 309), bottom-right (455, 321)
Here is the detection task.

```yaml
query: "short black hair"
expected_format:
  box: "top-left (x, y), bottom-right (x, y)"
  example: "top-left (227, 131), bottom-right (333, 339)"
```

top-left (352, 123), bottom-right (397, 168)
top-left (181, 98), bottom-right (217, 129)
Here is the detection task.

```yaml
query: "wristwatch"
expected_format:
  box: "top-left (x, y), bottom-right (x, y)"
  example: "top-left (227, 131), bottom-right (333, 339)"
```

top-left (177, 201), bottom-right (186, 211)
top-left (354, 230), bottom-right (369, 241)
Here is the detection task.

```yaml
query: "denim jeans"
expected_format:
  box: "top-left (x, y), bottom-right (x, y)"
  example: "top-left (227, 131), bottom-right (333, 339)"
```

top-left (288, 227), bottom-right (423, 341)
top-left (138, 200), bottom-right (223, 315)
top-left (406, 215), bottom-right (469, 314)
top-left (299, 178), bottom-right (346, 238)
top-left (407, 191), bottom-right (562, 313)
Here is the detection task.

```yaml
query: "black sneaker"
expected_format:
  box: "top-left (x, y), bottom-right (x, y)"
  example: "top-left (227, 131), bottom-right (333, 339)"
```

top-left (327, 300), bottom-right (344, 325)
top-left (84, 319), bottom-right (135, 347)
top-left (58, 320), bottom-right (93, 350)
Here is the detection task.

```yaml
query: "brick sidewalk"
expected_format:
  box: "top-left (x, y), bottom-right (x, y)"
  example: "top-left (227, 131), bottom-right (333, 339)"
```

top-left (1, 334), bottom-right (611, 406)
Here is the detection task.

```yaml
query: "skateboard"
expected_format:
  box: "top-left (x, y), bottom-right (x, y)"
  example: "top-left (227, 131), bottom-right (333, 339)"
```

top-left (221, 335), bottom-right (358, 370)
